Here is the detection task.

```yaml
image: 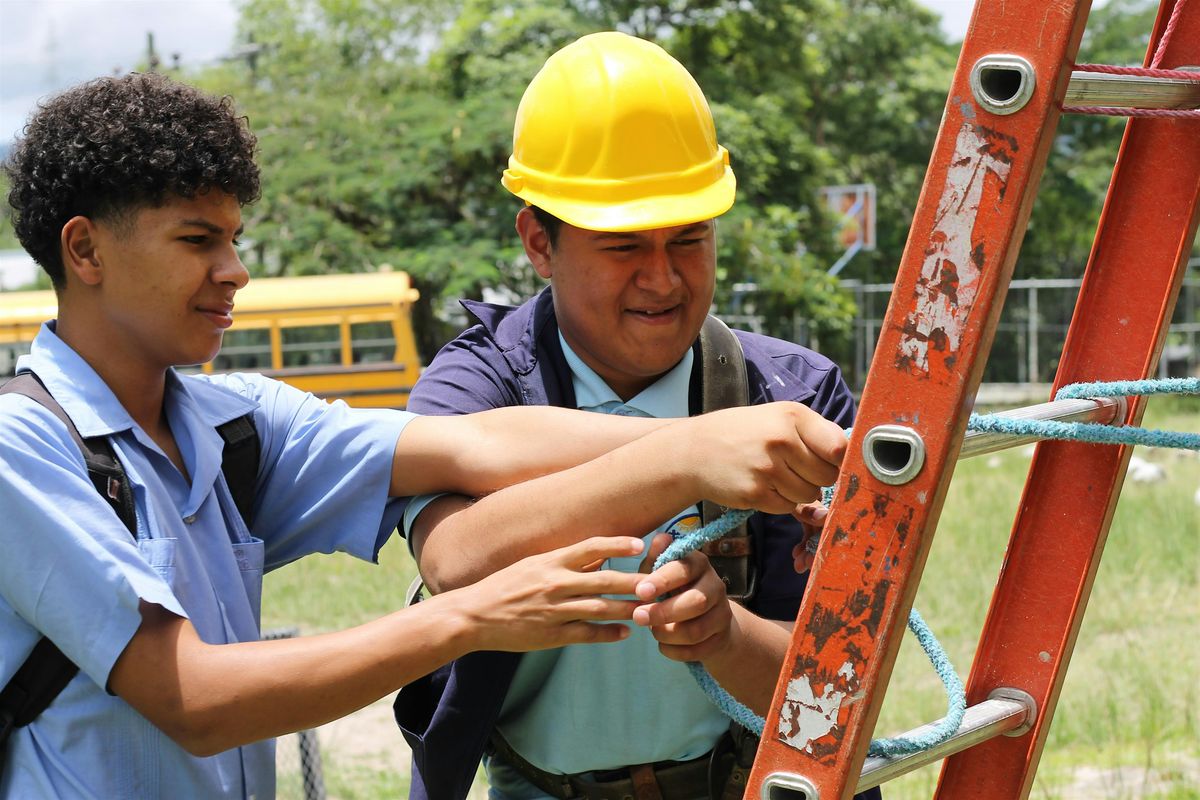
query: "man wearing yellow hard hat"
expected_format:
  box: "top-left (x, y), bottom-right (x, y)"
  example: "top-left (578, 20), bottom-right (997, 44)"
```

top-left (396, 32), bottom-right (876, 800)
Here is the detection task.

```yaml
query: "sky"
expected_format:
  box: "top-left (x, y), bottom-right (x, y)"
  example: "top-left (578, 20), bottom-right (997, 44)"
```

top-left (0, 0), bottom-right (978, 145)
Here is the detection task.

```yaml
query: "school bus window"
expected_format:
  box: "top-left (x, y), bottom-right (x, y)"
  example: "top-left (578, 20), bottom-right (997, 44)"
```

top-left (351, 321), bottom-right (396, 364)
top-left (213, 329), bottom-right (273, 371)
top-left (282, 324), bottom-right (341, 367)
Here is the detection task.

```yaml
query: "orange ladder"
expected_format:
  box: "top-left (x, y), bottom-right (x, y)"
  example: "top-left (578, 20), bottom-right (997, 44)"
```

top-left (745, 1), bottom-right (1200, 798)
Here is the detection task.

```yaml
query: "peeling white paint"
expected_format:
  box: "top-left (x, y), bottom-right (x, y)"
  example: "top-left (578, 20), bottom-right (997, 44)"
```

top-left (898, 123), bottom-right (1012, 374)
top-left (777, 661), bottom-right (857, 753)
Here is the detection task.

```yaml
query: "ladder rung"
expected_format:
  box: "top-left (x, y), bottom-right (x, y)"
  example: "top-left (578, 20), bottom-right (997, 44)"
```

top-left (760, 690), bottom-right (1036, 798)
top-left (960, 396), bottom-right (1125, 458)
top-left (856, 397), bottom-right (1123, 490)
top-left (855, 690), bottom-right (1036, 792)
top-left (1065, 69), bottom-right (1200, 109)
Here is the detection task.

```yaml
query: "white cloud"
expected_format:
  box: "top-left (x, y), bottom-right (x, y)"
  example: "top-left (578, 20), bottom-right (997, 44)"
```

top-left (1, 0), bottom-right (240, 141)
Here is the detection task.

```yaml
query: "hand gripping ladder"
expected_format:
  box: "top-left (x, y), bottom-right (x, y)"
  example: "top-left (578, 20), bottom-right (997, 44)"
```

top-left (745, 1), bottom-right (1200, 798)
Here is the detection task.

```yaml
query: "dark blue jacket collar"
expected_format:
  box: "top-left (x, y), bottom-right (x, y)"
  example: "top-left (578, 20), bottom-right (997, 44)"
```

top-left (459, 287), bottom-right (576, 409)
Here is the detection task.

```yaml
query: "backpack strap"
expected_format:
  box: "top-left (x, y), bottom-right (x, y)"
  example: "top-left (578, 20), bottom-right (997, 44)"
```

top-left (0, 372), bottom-right (259, 754)
top-left (216, 413), bottom-right (259, 528)
top-left (1, 372), bottom-right (136, 535)
top-left (696, 316), bottom-right (755, 603)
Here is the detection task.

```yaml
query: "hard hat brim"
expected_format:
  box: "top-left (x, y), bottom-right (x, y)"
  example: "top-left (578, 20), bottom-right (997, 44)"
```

top-left (504, 167), bottom-right (736, 233)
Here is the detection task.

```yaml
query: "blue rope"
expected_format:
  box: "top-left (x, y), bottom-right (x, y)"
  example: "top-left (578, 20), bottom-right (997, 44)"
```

top-left (655, 512), bottom-right (966, 756)
top-left (969, 376), bottom-right (1200, 450)
top-left (1056, 377), bottom-right (1199, 400)
top-left (966, 413), bottom-right (1200, 449)
top-left (659, 377), bottom-right (1197, 759)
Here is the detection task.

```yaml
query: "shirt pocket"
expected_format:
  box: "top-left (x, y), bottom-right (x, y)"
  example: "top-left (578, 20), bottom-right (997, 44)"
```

top-left (137, 537), bottom-right (178, 584)
top-left (231, 537), bottom-right (266, 624)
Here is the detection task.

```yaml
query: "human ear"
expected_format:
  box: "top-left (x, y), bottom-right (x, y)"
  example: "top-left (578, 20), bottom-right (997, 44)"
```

top-left (60, 216), bottom-right (104, 286)
top-left (515, 207), bottom-right (554, 279)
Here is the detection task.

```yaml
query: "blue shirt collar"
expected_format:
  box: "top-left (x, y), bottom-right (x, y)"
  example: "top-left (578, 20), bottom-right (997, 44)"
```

top-left (558, 332), bottom-right (693, 419)
top-left (18, 321), bottom-right (258, 439)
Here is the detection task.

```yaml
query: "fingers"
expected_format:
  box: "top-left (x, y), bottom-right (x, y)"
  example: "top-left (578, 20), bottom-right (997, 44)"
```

top-left (552, 536), bottom-right (645, 570)
top-left (632, 558), bottom-right (726, 627)
top-left (792, 541), bottom-right (815, 574)
top-left (794, 502), bottom-right (829, 528)
top-left (552, 597), bottom-right (642, 622)
top-left (634, 550), bottom-right (708, 601)
top-left (633, 566), bottom-right (732, 661)
top-left (787, 402), bottom-right (848, 475)
top-left (552, 621), bottom-right (632, 647)
top-left (756, 476), bottom-right (823, 514)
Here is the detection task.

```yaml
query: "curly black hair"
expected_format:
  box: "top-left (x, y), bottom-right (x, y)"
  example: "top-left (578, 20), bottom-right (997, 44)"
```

top-left (3, 73), bottom-right (260, 288)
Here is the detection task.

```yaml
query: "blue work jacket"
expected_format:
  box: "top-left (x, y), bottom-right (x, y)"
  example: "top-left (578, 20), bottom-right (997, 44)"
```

top-left (394, 288), bottom-right (867, 800)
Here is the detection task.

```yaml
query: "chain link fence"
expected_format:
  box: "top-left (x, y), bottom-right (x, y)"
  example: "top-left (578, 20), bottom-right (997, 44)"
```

top-left (839, 263), bottom-right (1199, 395)
top-left (263, 628), bottom-right (326, 800)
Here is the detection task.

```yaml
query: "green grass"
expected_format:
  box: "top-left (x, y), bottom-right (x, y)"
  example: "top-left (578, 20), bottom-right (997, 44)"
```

top-left (263, 396), bottom-right (1199, 798)
top-left (873, 395), bottom-right (1199, 798)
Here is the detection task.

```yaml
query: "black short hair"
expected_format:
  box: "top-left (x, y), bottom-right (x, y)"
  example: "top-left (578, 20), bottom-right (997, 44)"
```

top-left (3, 73), bottom-right (260, 288)
top-left (530, 205), bottom-right (563, 248)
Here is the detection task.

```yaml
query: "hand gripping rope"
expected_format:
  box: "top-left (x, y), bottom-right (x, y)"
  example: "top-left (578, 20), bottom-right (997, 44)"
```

top-left (657, 377), bottom-right (1199, 758)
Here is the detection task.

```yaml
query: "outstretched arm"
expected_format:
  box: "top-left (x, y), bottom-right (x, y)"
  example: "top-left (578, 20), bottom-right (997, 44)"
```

top-left (414, 402), bottom-right (846, 593)
top-left (108, 537), bottom-right (646, 757)
top-left (390, 406), bottom-right (668, 498)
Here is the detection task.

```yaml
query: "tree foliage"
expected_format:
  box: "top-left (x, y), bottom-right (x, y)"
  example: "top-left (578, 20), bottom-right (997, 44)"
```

top-left (185, 0), bottom-right (1166, 360)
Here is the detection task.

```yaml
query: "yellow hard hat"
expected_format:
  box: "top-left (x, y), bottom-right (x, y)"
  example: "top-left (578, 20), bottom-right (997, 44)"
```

top-left (502, 31), bottom-right (736, 232)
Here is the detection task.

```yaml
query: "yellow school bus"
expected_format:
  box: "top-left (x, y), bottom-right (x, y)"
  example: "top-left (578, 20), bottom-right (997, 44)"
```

top-left (0, 272), bottom-right (422, 408)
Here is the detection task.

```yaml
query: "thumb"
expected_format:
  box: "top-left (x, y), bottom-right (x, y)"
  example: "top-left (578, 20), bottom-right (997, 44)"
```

top-left (792, 404), bottom-right (848, 466)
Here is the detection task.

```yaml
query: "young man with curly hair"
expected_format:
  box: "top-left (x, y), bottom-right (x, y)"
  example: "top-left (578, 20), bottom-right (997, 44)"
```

top-left (0, 73), bottom-right (846, 798)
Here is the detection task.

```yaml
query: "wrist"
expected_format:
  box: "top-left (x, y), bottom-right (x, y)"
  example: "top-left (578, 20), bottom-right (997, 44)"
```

top-left (411, 591), bottom-right (482, 660)
top-left (647, 420), bottom-right (707, 501)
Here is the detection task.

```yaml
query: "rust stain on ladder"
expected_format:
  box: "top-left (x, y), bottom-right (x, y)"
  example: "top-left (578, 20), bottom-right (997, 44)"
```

top-left (776, 118), bottom-right (1016, 760)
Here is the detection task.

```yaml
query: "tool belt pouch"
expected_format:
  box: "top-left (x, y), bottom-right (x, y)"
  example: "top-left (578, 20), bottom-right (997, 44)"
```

top-left (707, 723), bottom-right (758, 800)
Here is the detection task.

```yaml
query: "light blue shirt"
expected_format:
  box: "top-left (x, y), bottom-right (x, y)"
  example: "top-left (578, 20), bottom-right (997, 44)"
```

top-left (0, 323), bottom-right (413, 799)
top-left (488, 335), bottom-right (728, 792)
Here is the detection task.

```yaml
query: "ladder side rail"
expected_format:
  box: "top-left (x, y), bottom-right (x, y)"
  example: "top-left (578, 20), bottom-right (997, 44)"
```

top-left (745, 2), bottom-right (1092, 798)
top-left (935, 3), bottom-right (1200, 797)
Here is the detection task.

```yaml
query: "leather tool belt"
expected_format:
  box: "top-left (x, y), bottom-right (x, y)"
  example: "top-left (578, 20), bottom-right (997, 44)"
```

top-left (488, 724), bottom-right (757, 800)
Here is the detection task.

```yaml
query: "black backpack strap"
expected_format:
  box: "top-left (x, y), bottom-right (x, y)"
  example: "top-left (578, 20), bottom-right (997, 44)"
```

top-left (0, 372), bottom-right (117, 761)
top-left (0, 637), bottom-right (79, 756)
top-left (0, 373), bottom-right (136, 536)
top-left (216, 413), bottom-right (259, 529)
top-left (696, 316), bottom-right (755, 603)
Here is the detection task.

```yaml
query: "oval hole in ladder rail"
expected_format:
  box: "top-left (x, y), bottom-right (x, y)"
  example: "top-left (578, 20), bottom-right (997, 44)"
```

top-left (863, 425), bottom-right (927, 485)
top-left (971, 54), bottom-right (1037, 115)
top-left (762, 774), bottom-right (819, 800)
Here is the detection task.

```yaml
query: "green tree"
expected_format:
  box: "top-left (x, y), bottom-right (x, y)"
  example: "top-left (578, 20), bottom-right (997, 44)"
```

top-left (192, 0), bottom-right (959, 358)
